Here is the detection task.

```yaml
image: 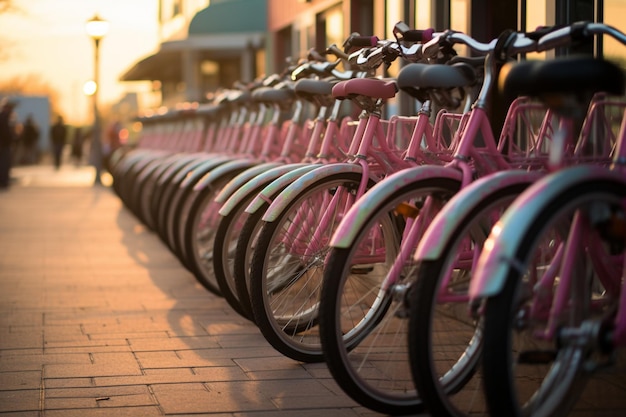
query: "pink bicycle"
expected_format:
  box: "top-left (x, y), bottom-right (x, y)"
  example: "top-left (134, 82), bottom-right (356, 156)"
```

top-left (469, 23), bottom-right (626, 417)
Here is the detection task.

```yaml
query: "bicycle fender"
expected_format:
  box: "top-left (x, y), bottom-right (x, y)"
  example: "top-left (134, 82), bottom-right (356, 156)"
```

top-left (179, 155), bottom-right (231, 188)
top-left (137, 154), bottom-right (178, 182)
top-left (217, 163), bottom-right (311, 214)
top-left (118, 151), bottom-right (161, 174)
top-left (168, 153), bottom-right (226, 185)
top-left (470, 165), bottom-right (626, 300)
top-left (193, 158), bottom-right (258, 191)
top-left (215, 161), bottom-right (286, 204)
top-left (167, 157), bottom-right (206, 185)
top-left (415, 170), bottom-right (542, 261)
top-left (261, 163), bottom-right (364, 222)
top-left (245, 164), bottom-right (324, 215)
top-left (329, 165), bottom-right (462, 248)
top-left (157, 153), bottom-right (204, 186)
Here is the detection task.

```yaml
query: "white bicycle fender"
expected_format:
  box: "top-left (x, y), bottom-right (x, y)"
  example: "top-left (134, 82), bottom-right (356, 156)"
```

top-left (217, 163), bottom-right (311, 215)
top-left (244, 164), bottom-right (323, 215)
top-left (192, 158), bottom-right (257, 191)
top-left (470, 165), bottom-right (626, 300)
top-left (215, 161), bottom-right (285, 204)
top-left (415, 170), bottom-right (542, 261)
top-left (157, 153), bottom-right (206, 186)
top-left (329, 165), bottom-right (462, 248)
top-left (260, 163), bottom-right (363, 222)
top-left (179, 156), bottom-right (231, 188)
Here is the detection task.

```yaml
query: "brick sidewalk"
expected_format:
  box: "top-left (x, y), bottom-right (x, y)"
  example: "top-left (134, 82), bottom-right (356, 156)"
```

top-left (3, 165), bottom-right (626, 417)
top-left (0, 165), bottom-right (386, 416)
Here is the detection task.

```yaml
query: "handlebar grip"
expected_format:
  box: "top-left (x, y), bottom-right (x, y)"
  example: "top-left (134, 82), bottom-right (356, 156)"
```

top-left (343, 34), bottom-right (379, 52)
top-left (400, 28), bottom-right (435, 43)
top-left (525, 24), bottom-right (566, 40)
top-left (326, 44), bottom-right (349, 61)
top-left (307, 48), bottom-right (327, 62)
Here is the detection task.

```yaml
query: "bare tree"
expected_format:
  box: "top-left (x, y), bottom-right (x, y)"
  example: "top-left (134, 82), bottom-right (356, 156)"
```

top-left (0, 0), bottom-right (18, 61)
top-left (0, 74), bottom-right (62, 117)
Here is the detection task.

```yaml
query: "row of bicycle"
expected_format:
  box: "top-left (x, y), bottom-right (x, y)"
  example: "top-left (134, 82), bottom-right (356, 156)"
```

top-left (109, 21), bottom-right (626, 417)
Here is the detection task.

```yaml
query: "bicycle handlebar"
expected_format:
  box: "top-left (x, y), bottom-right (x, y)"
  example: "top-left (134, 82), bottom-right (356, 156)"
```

top-left (343, 33), bottom-right (380, 53)
top-left (422, 22), bottom-right (626, 61)
top-left (537, 21), bottom-right (626, 51)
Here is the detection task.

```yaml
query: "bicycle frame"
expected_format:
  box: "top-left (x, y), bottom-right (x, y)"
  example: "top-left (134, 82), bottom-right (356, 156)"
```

top-left (256, 97), bottom-right (455, 262)
top-left (471, 118), bottom-right (626, 341)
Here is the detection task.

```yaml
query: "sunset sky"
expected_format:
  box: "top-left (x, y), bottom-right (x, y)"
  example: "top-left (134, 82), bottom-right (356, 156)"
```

top-left (0, 0), bottom-right (160, 125)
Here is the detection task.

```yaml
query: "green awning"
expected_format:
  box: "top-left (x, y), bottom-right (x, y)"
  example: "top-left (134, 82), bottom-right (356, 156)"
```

top-left (188, 0), bottom-right (267, 35)
top-left (120, 49), bottom-right (181, 82)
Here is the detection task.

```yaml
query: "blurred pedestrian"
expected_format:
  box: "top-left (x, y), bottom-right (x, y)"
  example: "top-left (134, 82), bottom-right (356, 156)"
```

top-left (20, 114), bottom-right (40, 164)
top-left (0, 98), bottom-right (18, 189)
top-left (71, 126), bottom-right (84, 166)
top-left (50, 115), bottom-right (67, 170)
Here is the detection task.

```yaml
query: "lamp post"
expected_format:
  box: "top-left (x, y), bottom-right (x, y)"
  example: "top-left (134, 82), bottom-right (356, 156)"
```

top-left (85, 14), bottom-right (109, 185)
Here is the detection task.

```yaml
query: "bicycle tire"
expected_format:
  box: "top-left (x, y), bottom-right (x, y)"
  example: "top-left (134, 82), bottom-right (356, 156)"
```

top-left (233, 200), bottom-right (270, 322)
top-left (249, 172), bottom-right (374, 363)
top-left (319, 177), bottom-right (460, 415)
top-left (182, 177), bottom-right (232, 296)
top-left (213, 194), bottom-right (259, 321)
top-left (408, 182), bottom-right (532, 417)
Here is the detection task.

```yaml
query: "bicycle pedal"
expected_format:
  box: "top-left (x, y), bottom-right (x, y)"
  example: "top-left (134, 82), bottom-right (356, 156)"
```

top-left (517, 350), bottom-right (557, 364)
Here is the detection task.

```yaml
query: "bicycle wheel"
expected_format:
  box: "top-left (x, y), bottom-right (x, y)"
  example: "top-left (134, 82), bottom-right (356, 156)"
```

top-left (481, 181), bottom-right (625, 417)
top-left (182, 175), bottom-right (233, 296)
top-left (233, 201), bottom-right (270, 322)
top-left (233, 165), bottom-right (322, 323)
top-left (213, 192), bottom-right (260, 321)
top-left (319, 177), bottom-right (460, 415)
top-left (409, 182), bottom-right (532, 417)
top-left (249, 172), bottom-right (373, 363)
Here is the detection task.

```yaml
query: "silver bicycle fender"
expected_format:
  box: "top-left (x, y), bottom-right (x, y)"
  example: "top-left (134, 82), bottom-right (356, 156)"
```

top-left (260, 163), bottom-right (363, 222)
top-left (168, 157), bottom-right (207, 184)
top-left (179, 155), bottom-right (231, 188)
top-left (329, 165), bottom-right (462, 248)
top-left (470, 165), bottom-right (626, 300)
top-left (192, 158), bottom-right (258, 191)
top-left (217, 163), bottom-right (312, 215)
top-left (215, 161), bottom-right (285, 204)
top-left (415, 170), bottom-right (542, 261)
top-left (245, 164), bottom-right (323, 215)
top-left (169, 153), bottom-right (227, 185)
top-left (157, 153), bottom-right (204, 186)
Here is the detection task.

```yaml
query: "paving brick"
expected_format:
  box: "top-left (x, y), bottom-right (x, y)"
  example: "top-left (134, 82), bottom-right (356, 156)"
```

top-left (43, 406), bottom-right (163, 417)
top-left (0, 329), bottom-right (43, 350)
top-left (0, 371), bottom-right (41, 390)
top-left (213, 334), bottom-right (275, 349)
top-left (152, 382), bottom-right (275, 414)
top-left (94, 368), bottom-right (197, 386)
top-left (272, 393), bottom-right (360, 410)
top-left (0, 389), bottom-right (40, 412)
top-left (126, 335), bottom-right (220, 352)
top-left (44, 352), bottom-right (142, 378)
top-left (233, 356), bottom-right (301, 373)
top-left (43, 378), bottom-right (95, 389)
top-left (93, 365), bottom-right (248, 386)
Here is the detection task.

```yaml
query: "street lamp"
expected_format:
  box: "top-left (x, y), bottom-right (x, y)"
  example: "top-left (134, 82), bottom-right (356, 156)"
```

top-left (85, 14), bottom-right (109, 185)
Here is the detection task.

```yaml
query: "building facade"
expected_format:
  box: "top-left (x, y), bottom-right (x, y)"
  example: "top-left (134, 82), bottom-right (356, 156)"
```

top-left (121, 0), bottom-right (625, 111)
